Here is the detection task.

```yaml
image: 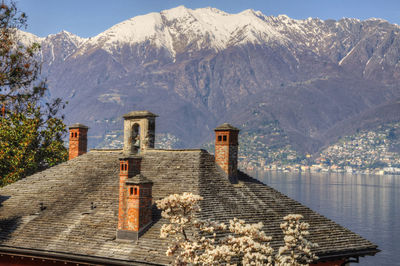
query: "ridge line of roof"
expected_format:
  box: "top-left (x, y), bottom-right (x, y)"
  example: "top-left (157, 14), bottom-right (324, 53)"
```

top-left (87, 149), bottom-right (208, 153)
top-left (89, 149), bottom-right (123, 152)
top-left (145, 149), bottom-right (207, 153)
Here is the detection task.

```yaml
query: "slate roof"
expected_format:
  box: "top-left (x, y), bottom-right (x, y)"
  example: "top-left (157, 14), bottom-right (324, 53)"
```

top-left (0, 149), bottom-right (378, 265)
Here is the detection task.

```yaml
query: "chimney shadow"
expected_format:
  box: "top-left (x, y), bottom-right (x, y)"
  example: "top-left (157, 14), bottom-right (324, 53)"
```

top-left (0, 195), bottom-right (21, 242)
top-left (237, 170), bottom-right (264, 184)
top-left (134, 204), bottom-right (161, 239)
top-left (151, 203), bottom-right (162, 222)
top-left (0, 195), bottom-right (10, 207)
top-left (0, 216), bottom-right (21, 242)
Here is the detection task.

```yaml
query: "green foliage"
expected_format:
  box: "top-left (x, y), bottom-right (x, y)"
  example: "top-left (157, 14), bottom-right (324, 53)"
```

top-left (0, 103), bottom-right (67, 185)
top-left (0, 1), bottom-right (67, 186)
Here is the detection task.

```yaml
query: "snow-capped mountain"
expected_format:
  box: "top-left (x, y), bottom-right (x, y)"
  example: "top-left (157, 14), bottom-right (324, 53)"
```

top-left (68, 6), bottom-right (289, 58)
top-left (17, 6), bottom-right (400, 153)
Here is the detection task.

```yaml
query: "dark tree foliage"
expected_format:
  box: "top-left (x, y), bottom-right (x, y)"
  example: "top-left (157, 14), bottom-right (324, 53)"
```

top-left (0, 1), bottom-right (67, 186)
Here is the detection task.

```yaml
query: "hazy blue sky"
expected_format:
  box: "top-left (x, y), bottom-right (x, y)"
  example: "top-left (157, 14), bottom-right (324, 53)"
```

top-left (16, 0), bottom-right (400, 38)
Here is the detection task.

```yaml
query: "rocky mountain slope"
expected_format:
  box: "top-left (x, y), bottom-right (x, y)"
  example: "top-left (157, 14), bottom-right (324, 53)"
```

top-left (18, 6), bottom-right (400, 154)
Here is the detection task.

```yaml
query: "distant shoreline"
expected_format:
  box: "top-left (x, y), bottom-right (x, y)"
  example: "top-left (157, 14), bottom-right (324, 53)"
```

top-left (243, 165), bottom-right (400, 176)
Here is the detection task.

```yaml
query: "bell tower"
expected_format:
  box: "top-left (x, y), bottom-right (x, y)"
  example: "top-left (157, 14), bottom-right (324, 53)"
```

top-left (122, 111), bottom-right (158, 155)
top-left (117, 110), bottom-right (156, 241)
top-left (214, 123), bottom-right (240, 183)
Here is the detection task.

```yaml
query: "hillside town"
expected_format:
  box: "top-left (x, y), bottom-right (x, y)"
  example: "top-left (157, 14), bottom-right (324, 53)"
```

top-left (238, 123), bottom-right (400, 175)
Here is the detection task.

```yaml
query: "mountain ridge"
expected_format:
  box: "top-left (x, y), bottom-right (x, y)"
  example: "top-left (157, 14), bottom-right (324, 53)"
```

top-left (19, 6), bottom-right (398, 60)
top-left (15, 6), bottom-right (400, 156)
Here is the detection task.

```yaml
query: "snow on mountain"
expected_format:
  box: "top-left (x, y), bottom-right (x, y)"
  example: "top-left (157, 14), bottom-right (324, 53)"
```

top-left (78, 6), bottom-right (290, 57)
top-left (15, 29), bottom-right (89, 67)
top-left (77, 6), bottom-right (396, 59)
top-left (16, 5), bottom-right (400, 60)
top-left (16, 30), bottom-right (86, 48)
top-left (83, 11), bottom-right (172, 55)
top-left (42, 31), bottom-right (88, 63)
top-left (15, 30), bottom-right (44, 46)
top-left (18, 6), bottom-right (399, 61)
top-left (45, 30), bottom-right (87, 47)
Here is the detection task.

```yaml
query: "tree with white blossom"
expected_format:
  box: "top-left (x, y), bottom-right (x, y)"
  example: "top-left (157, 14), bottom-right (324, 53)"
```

top-left (156, 192), bottom-right (318, 265)
top-left (275, 214), bottom-right (317, 265)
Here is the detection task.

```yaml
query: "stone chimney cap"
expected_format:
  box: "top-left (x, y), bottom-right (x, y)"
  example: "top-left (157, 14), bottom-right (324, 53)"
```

top-left (123, 110), bottom-right (158, 119)
top-left (214, 123), bottom-right (240, 131)
top-left (126, 174), bottom-right (153, 185)
top-left (69, 123), bottom-right (89, 129)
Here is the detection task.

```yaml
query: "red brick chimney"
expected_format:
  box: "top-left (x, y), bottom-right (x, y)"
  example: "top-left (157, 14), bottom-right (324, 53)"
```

top-left (117, 156), bottom-right (153, 241)
top-left (68, 123), bottom-right (88, 160)
top-left (214, 123), bottom-right (240, 183)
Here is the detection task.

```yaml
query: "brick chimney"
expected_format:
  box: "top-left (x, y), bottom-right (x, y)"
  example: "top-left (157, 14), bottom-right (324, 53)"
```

top-left (68, 123), bottom-right (88, 160)
top-left (214, 123), bottom-right (240, 183)
top-left (117, 156), bottom-right (153, 241)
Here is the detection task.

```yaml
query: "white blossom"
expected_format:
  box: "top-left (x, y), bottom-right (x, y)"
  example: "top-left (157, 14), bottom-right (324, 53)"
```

top-left (156, 193), bottom-right (318, 265)
top-left (275, 214), bottom-right (319, 265)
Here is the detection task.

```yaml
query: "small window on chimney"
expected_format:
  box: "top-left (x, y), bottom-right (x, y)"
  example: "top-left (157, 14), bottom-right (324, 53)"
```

top-left (71, 132), bottom-right (73, 138)
top-left (218, 135), bottom-right (222, 141)
top-left (134, 188), bottom-right (138, 195)
top-left (74, 132), bottom-right (77, 138)
top-left (130, 187), bottom-right (133, 195)
top-left (223, 135), bottom-right (227, 141)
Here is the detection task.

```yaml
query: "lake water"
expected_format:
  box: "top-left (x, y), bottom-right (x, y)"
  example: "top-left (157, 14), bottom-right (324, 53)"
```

top-left (247, 170), bottom-right (400, 266)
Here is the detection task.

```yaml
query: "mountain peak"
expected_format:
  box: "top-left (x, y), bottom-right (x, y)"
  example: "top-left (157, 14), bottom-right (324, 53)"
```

top-left (45, 30), bottom-right (87, 47)
top-left (80, 6), bottom-right (289, 56)
top-left (277, 14), bottom-right (290, 20)
top-left (162, 5), bottom-right (190, 15)
top-left (240, 9), bottom-right (262, 17)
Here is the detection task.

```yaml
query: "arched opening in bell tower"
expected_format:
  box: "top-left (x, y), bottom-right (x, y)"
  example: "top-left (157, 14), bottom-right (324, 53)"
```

top-left (131, 123), bottom-right (140, 153)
